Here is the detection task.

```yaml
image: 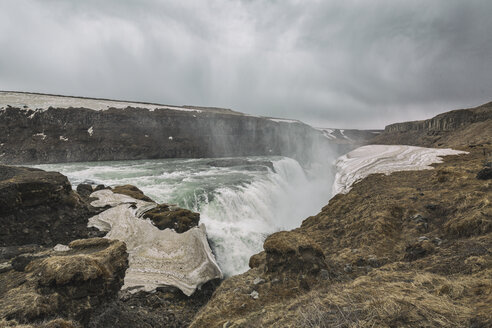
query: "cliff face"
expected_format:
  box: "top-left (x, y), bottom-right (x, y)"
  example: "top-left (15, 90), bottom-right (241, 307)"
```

top-left (371, 102), bottom-right (492, 148)
top-left (0, 92), bottom-right (341, 165)
top-left (384, 102), bottom-right (492, 133)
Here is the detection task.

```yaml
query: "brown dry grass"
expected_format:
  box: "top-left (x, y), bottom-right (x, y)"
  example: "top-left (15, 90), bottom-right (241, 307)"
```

top-left (190, 144), bottom-right (492, 328)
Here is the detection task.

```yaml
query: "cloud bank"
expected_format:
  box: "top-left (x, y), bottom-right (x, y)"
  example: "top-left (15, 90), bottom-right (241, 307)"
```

top-left (1, 0), bottom-right (491, 128)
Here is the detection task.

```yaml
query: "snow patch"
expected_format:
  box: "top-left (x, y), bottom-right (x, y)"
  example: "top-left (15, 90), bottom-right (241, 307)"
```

top-left (269, 118), bottom-right (298, 123)
top-left (168, 136), bottom-right (173, 140)
top-left (0, 91), bottom-right (205, 113)
top-left (333, 145), bottom-right (467, 195)
top-left (88, 189), bottom-right (222, 296)
top-left (33, 132), bottom-right (47, 140)
top-left (53, 244), bottom-right (70, 252)
top-left (59, 136), bottom-right (68, 141)
top-left (339, 129), bottom-right (352, 141)
top-left (87, 126), bottom-right (94, 136)
top-left (316, 128), bottom-right (336, 140)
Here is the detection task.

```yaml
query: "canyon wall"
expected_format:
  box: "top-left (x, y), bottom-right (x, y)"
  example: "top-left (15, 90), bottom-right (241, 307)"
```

top-left (384, 102), bottom-right (491, 132)
top-left (371, 102), bottom-right (491, 148)
top-left (0, 92), bottom-right (343, 165)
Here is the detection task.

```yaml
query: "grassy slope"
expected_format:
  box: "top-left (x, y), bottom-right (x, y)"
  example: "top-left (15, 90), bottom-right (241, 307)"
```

top-left (190, 111), bottom-right (491, 327)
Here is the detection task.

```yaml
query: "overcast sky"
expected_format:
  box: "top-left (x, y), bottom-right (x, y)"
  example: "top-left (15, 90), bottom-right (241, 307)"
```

top-left (0, 0), bottom-right (491, 128)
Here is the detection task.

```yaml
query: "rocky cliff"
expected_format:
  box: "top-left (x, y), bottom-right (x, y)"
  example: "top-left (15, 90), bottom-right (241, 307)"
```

top-left (385, 102), bottom-right (491, 132)
top-left (372, 101), bottom-right (492, 147)
top-left (0, 91), bottom-right (344, 165)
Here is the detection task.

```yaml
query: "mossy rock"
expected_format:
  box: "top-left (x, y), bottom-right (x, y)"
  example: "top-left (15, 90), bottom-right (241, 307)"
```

top-left (143, 204), bottom-right (200, 233)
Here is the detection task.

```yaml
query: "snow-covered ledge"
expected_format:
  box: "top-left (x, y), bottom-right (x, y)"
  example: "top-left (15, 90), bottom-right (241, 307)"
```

top-left (333, 145), bottom-right (467, 195)
top-left (88, 189), bottom-right (223, 296)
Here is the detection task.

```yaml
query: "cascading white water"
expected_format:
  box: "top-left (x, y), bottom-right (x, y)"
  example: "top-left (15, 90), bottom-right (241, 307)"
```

top-left (196, 158), bottom-right (334, 275)
top-left (36, 155), bottom-right (335, 276)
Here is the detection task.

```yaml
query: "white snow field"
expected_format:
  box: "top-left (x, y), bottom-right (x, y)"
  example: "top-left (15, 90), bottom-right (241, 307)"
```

top-left (0, 91), bottom-right (202, 112)
top-left (88, 189), bottom-right (223, 296)
top-left (333, 145), bottom-right (467, 195)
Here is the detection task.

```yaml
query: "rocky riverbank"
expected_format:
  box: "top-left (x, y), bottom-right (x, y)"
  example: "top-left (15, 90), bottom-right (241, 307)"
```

top-left (0, 168), bottom-right (222, 327)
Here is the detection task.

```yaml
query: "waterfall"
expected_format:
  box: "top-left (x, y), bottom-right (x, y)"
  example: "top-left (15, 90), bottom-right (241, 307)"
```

top-left (36, 155), bottom-right (335, 276)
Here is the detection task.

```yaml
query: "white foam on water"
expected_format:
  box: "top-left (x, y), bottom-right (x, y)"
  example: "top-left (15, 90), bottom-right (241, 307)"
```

top-left (36, 156), bottom-right (335, 277)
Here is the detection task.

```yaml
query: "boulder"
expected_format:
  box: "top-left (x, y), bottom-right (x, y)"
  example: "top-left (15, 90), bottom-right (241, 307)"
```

top-left (143, 204), bottom-right (200, 233)
top-left (75, 183), bottom-right (94, 199)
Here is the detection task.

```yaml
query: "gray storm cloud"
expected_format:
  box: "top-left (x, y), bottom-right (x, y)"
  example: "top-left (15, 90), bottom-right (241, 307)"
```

top-left (0, 0), bottom-right (491, 128)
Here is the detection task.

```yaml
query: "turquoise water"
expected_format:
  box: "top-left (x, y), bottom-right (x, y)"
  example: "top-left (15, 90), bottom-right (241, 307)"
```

top-left (37, 156), bottom-right (334, 276)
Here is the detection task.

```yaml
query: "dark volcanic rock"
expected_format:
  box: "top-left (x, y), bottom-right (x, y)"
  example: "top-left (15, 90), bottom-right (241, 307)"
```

top-left (0, 238), bottom-right (128, 327)
top-left (0, 165), bottom-right (101, 247)
top-left (476, 167), bottom-right (492, 180)
top-left (76, 183), bottom-right (94, 199)
top-left (0, 104), bottom-right (332, 165)
top-left (88, 279), bottom-right (221, 328)
top-left (143, 204), bottom-right (200, 233)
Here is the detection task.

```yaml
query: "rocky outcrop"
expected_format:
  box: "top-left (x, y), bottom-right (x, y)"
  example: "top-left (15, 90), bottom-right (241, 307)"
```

top-left (111, 184), bottom-right (154, 202)
top-left (0, 163), bottom-right (221, 327)
top-left (0, 165), bottom-right (102, 247)
top-left (143, 204), bottom-right (200, 233)
top-left (263, 231), bottom-right (327, 275)
top-left (0, 238), bottom-right (128, 327)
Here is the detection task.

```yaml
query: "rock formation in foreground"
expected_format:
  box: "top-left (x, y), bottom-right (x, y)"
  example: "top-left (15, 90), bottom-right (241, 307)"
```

top-left (189, 105), bottom-right (491, 327)
top-left (0, 165), bottom-right (102, 247)
top-left (0, 166), bottom-right (223, 327)
top-left (0, 238), bottom-right (128, 327)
